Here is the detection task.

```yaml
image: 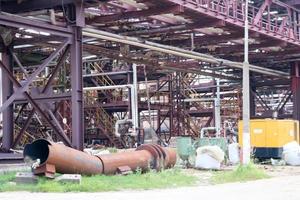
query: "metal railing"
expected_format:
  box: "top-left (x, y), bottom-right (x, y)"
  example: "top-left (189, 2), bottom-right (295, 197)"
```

top-left (180, 0), bottom-right (299, 41)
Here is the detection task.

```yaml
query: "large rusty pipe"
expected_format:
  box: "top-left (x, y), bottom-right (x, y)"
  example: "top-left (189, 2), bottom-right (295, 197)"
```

top-left (24, 140), bottom-right (103, 175)
top-left (98, 150), bottom-right (153, 175)
top-left (24, 139), bottom-right (177, 176)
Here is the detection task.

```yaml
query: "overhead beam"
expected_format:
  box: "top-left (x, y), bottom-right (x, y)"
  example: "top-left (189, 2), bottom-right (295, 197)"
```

top-left (86, 5), bottom-right (183, 24)
top-left (122, 20), bottom-right (225, 36)
top-left (1, 0), bottom-right (108, 14)
top-left (0, 13), bottom-right (72, 37)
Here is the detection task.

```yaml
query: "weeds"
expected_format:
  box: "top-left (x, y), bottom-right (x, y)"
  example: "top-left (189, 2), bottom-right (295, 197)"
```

top-left (211, 163), bottom-right (270, 184)
top-left (0, 168), bottom-right (197, 192)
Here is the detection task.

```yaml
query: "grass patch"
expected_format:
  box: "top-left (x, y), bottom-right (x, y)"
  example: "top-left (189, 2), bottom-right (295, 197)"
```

top-left (211, 163), bottom-right (270, 184)
top-left (0, 168), bottom-right (197, 192)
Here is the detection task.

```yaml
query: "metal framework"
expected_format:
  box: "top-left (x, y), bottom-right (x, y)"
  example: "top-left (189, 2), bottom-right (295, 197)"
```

top-left (0, 0), bottom-right (299, 156)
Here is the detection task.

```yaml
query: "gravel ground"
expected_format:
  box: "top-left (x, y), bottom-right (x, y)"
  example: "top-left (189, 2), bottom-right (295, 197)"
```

top-left (0, 174), bottom-right (300, 200)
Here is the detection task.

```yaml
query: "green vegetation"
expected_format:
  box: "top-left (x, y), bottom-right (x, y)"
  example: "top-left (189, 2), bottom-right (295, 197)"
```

top-left (211, 163), bottom-right (270, 184)
top-left (106, 147), bottom-right (118, 154)
top-left (0, 168), bottom-right (197, 192)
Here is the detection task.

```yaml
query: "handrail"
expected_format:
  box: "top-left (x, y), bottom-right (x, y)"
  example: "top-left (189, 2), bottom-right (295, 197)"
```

top-left (178, 0), bottom-right (299, 41)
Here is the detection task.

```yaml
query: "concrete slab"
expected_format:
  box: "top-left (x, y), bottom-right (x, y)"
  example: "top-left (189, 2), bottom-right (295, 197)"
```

top-left (15, 172), bottom-right (38, 184)
top-left (55, 174), bottom-right (81, 184)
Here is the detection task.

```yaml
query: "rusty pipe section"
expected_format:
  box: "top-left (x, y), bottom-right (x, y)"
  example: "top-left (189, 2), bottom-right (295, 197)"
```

top-left (23, 139), bottom-right (176, 175)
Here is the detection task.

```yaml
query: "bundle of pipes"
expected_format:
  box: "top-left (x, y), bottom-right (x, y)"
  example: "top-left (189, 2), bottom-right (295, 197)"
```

top-left (23, 139), bottom-right (177, 176)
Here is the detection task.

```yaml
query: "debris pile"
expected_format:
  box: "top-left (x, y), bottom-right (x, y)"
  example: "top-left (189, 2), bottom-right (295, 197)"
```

top-left (195, 146), bottom-right (225, 170)
top-left (282, 141), bottom-right (300, 166)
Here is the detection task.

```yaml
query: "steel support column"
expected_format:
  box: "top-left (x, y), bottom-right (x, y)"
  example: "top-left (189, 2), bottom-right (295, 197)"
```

top-left (250, 74), bottom-right (256, 118)
top-left (70, 4), bottom-right (84, 150)
top-left (292, 62), bottom-right (300, 128)
top-left (1, 48), bottom-right (13, 151)
top-left (168, 75), bottom-right (174, 137)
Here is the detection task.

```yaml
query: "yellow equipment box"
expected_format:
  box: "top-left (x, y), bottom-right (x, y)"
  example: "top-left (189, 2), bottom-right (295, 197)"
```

top-left (238, 119), bottom-right (300, 159)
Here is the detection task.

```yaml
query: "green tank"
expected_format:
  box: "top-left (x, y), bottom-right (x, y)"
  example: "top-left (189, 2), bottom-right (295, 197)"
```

top-left (176, 136), bottom-right (194, 162)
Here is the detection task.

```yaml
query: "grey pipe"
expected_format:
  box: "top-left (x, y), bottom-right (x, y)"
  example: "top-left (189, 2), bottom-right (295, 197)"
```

top-left (83, 28), bottom-right (290, 78)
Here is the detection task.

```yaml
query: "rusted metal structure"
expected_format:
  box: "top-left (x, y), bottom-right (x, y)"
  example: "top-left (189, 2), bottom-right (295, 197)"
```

top-left (0, 0), bottom-right (299, 159)
top-left (24, 139), bottom-right (176, 176)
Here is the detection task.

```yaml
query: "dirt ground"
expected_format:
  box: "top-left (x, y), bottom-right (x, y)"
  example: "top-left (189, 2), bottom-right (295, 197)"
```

top-left (259, 164), bottom-right (300, 177)
top-left (181, 164), bottom-right (300, 186)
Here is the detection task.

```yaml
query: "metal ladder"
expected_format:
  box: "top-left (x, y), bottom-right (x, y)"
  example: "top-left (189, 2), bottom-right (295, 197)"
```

top-left (84, 94), bottom-right (125, 148)
top-left (89, 62), bottom-right (122, 102)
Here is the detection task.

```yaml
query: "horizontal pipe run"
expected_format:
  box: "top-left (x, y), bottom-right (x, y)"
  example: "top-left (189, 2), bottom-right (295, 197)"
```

top-left (83, 28), bottom-right (289, 79)
top-left (24, 139), bottom-right (176, 176)
top-left (83, 84), bottom-right (132, 91)
top-left (83, 71), bottom-right (132, 77)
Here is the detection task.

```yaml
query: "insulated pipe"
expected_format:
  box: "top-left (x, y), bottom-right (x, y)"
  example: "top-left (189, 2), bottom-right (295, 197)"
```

top-left (24, 139), bottom-right (176, 175)
top-left (132, 63), bottom-right (139, 136)
top-left (83, 84), bottom-right (131, 91)
top-left (215, 79), bottom-right (221, 137)
top-left (83, 28), bottom-right (290, 78)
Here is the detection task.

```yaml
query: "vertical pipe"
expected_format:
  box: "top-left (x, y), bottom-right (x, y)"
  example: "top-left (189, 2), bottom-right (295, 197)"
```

top-left (127, 72), bottom-right (132, 120)
top-left (130, 86), bottom-right (136, 130)
top-left (215, 79), bottom-right (221, 137)
top-left (242, 0), bottom-right (251, 165)
top-left (1, 48), bottom-right (14, 151)
top-left (132, 64), bottom-right (139, 133)
top-left (191, 33), bottom-right (195, 51)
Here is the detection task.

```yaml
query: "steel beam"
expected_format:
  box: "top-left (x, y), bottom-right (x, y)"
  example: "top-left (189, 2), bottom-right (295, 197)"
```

top-left (70, 4), bottom-right (84, 150)
top-left (0, 61), bottom-right (72, 146)
top-left (292, 62), bottom-right (300, 127)
top-left (1, 0), bottom-right (78, 13)
top-left (12, 46), bottom-right (70, 147)
top-left (0, 13), bottom-right (72, 38)
top-left (161, 0), bottom-right (300, 46)
top-left (0, 40), bottom-right (69, 113)
top-left (122, 20), bottom-right (225, 36)
top-left (1, 48), bottom-right (13, 152)
top-left (87, 5), bottom-right (183, 24)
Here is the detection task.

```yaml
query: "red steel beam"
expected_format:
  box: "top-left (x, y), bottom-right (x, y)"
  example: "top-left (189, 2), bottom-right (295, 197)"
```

top-left (160, 0), bottom-right (300, 46)
top-left (86, 5), bottom-right (184, 24)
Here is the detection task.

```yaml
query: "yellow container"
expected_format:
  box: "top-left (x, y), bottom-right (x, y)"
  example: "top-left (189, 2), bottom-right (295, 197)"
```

top-left (238, 119), bottom-right (299, 158)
